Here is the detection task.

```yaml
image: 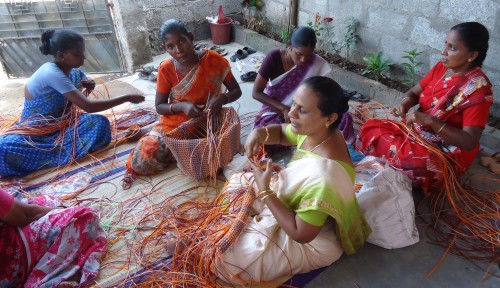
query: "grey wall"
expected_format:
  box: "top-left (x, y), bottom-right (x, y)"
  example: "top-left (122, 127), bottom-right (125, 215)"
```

top-left (111, 0), bottom-right (241, 69)
top-left (262, 0), bottom-right (500, 110)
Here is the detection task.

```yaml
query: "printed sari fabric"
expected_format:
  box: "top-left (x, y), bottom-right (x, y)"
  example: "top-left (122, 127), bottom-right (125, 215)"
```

top-left (0, 66), bottom-right (111, 177)
top-left (254, 52), bottom-right (331, 128)
top-left (216, 128), bottom-right (370, 284)
top-left (0, 189), bottom-right (107, 287)
top-left (357, 62), bottom-right (493, 193)
top-left (126, 50), bottom-right (232, 175)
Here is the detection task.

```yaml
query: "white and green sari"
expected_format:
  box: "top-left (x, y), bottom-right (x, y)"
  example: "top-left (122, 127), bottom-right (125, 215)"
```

top-left (217, 125), bottom-right (371, 284)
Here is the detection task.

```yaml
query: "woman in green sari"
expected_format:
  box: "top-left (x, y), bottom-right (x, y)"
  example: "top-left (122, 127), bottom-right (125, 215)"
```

top-left (216, 76), bottom-right (371, 283)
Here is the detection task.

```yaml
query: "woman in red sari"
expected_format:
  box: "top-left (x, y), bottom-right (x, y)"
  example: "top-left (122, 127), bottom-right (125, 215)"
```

top-left (0, 187), bottom-right (107, 287)
top-left (357, 22), bottom-right (493, 193)
top-left (122, 19), bottom-right (241, 188)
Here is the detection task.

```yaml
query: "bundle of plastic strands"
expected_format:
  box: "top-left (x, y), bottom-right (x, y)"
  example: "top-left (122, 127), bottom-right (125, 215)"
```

top-left (132, 184), bottom-right (256, 287)
top-left (392, 121), bottom-right (500, 278)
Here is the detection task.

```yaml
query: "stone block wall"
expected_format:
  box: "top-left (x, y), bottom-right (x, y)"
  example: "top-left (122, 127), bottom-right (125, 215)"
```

top-left (260, 0), bottom-right (500, 115)
top-left (111, 0), bottom-right (241, 69)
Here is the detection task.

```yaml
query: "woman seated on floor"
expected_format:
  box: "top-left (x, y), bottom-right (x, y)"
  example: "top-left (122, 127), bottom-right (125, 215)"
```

top-left (167, 76), bottom-right (371, 284)
top-left (0, 187), bottom-right (107, 287)
top-left (356, 22), bottom-right (493, 193)
top-left (122, 19), bottom-right (242, 189)
top-left (0, 29), bottom-right (145, 177)
top-left (252, 26), bottom-right (331, 129)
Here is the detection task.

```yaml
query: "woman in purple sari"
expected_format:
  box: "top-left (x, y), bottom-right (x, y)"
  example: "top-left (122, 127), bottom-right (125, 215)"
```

top-left (252, 26), bottom-right (331, 128)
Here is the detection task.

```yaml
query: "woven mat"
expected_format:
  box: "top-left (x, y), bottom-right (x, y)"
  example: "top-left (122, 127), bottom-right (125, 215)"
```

top-left (92, 79), bottom-right (145, 99)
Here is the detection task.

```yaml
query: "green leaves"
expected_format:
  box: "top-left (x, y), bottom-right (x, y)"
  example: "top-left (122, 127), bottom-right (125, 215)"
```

top-left (401, 49), bottom-right (423, 87)
top-left (362, 52), bottom-right (392, 80)
top-left (279, 25), bottom-right (295, 43)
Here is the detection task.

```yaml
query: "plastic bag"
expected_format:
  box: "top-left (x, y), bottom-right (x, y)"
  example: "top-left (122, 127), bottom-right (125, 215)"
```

top-left (40, 172), bottom-right (92, 200)
top-left (354, 156), bottom-right (386, 191)
top-left (217, 5), bottom-right (231, 24)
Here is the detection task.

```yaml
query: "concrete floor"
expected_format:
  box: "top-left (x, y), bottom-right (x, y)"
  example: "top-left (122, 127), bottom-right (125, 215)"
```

top-left (0, 40), bottom-right (498, 288)
top-left (135, 41), bottom-right (500, 288)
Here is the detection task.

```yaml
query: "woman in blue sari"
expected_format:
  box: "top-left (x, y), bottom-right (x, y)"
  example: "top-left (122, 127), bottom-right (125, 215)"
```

top-left (0, 29), bottom-right (145, 177)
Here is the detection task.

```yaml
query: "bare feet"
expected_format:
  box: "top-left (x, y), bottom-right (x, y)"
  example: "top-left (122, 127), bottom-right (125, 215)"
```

top-left (126, 124), bottom-right (154, 142)
top-left (121, 172), bottom-right (136, 190)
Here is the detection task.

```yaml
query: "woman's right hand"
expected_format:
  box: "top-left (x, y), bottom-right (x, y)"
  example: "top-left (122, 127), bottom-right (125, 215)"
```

top-left (390, 103), bottom-right (408, 118)
top-left (126, 94), bottom-right (146, 104)
top-left (245, 128), bottom-right (266, 159)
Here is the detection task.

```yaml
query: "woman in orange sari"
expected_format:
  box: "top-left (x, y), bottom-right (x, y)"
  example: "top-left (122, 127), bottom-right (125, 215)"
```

top-left (122, 19), bottom-right (241, 188)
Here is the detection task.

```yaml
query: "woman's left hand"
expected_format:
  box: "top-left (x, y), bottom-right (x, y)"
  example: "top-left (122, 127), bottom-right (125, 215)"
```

top-left (248, 158), bottom-right (273, 192)
top-left (204, 95), bottom-right (226, 115)
top-left (81, 79), bottom-right (96, 96)
top-left (405, 110), bottom-right (435, 126)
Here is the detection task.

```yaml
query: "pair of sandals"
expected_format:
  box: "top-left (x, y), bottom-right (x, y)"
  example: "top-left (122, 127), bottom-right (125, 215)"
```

top-left (230, 47), bottom-right (256, 62)
top-left (194, 43), bottom-right (228, 56)
top-left (137, 65), bottom-right (157, 82)
top-left (480, 152), bottom-right (500, 174)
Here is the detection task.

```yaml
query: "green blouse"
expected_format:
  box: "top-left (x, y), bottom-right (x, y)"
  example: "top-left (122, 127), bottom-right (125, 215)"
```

top-left (284, 125), bottom-right (356, 226)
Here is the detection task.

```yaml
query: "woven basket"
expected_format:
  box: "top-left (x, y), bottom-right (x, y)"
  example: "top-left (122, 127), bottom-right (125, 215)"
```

top-left (164, 107), bottom-right (241, 180)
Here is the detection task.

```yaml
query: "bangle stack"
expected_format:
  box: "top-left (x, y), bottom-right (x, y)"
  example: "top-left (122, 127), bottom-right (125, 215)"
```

top-left (263, 126), bottom-right (269, 143)
top-left (258, 189), bottom-right (276, 201)
top-left (436, 122), bottom-right (446, 134)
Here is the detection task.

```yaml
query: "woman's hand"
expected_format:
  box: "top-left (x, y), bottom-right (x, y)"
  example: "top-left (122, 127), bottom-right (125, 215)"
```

top-left (248, 158), bottom-right (273, 192)
top-left (244, 128), bottom-right (267, 159)
top-left (390, 103), bottom-right (408, 118)
top-left (204, 95), bottom-right (226, 115)
top-left (125, 94), bottom-right (146, 104)
top-left (179, 102), bottom-right (203, 118)
top-left (81, 79), bottom-right (96, 96)
top-left (405, 110), bottom-right (435, 126)
top-left (1, 201), bottom-right (55, 227)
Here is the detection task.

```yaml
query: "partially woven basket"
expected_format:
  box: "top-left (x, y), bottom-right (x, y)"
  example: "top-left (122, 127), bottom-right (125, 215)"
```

top-left (164, 107), bottom-right (241, 180)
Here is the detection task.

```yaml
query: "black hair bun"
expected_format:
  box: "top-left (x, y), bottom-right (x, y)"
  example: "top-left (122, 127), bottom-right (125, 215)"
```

top-left (39, 29), bottom-right (55, 55)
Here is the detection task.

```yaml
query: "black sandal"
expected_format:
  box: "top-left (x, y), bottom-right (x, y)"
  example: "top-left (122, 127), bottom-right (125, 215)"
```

top-left (230, 49), bottom-right (249, 62)
top-left (240, 71), bottom-right (257, 82)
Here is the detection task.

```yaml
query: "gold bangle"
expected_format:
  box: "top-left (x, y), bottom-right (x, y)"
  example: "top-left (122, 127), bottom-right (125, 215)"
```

top-left (263, 126), bottom-right (269, 143)
top-left (436, 122), bottom-right (446, 134)
top-left (261, 192), bottom-right (276, 201)
top-left (258, 189), bottom-right (274, 198)
top-left (169, 103), bottom-right (175, 114)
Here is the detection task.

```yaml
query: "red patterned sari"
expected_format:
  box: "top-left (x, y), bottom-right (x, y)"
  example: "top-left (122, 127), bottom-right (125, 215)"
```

top-left (356, 62), bottom-right (493, 193)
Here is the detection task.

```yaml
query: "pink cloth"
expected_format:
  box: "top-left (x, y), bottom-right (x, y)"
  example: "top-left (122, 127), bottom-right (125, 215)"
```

top-left (0, 190), bottom-right (107, 287)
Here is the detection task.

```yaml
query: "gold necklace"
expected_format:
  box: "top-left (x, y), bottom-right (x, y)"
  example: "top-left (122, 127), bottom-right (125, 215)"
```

top-left (308, 133), bottom-right (334, 153)
top-left (431, 68), bottom-right (450, 98)
top-left (173, 51), bottom-right (202, 82)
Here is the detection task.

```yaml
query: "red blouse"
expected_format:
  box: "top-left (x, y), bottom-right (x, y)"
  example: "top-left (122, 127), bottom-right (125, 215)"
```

top-left (418, 61), bottom-right (492, 169)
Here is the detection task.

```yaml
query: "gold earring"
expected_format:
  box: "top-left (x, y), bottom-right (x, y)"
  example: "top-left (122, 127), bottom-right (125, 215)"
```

top-left (468, 58), bottom-right (472, 62)
top-left (325, 123), bottom-right (330, 128)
